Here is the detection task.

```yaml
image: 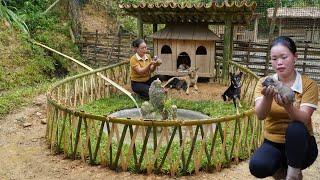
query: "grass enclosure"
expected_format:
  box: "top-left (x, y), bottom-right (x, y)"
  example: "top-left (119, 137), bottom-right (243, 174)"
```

top-left (71, 94), bottom-right (253, 174)
top-left (46, 61), bottom-right (262, 176)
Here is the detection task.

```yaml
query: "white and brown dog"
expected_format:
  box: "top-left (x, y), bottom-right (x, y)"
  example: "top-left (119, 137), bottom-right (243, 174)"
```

top-left (163, 67), bottom-right (199, 95)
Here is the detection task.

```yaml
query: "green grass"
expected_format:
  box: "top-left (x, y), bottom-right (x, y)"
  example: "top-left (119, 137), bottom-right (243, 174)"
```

top-left (0, 0), bottom-right (83, 118)
top-left (77, 94), bottom-right (142, 115)
top-left (0, 82), bottom-right (52, 119)
top-left (77, 94), bottom-right (250, 118)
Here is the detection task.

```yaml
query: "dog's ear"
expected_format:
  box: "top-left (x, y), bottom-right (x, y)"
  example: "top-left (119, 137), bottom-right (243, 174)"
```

top-left (239, 72), bottom-right (243, 77)
top-left (229, 72), bottom-right (233, 77)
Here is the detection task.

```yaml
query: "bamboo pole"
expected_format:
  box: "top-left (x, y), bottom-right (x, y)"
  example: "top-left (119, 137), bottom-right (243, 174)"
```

top-left (31, 40), bottom-right (138, 109)
top-left (42, 0), bottom-right (60, 15)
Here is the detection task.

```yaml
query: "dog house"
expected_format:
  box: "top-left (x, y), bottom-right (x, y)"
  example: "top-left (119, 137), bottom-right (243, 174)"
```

top-left (120, 2), bottom-right (256, 80)
top-left (153, 24), bottom-right (219, 77)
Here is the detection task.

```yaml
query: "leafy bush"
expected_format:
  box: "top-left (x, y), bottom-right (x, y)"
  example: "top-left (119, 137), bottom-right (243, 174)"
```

top-left (0, 0), bottom-right (82, 117)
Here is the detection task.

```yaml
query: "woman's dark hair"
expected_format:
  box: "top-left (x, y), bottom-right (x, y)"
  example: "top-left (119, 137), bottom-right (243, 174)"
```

top-left (132, 39), bottom-right (145, 48)
top-left (271, 36), bottom-right (297, 54)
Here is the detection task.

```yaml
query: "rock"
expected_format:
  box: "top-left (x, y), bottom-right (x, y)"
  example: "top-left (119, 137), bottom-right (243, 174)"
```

top-left (22, 122), bottom-right (32, 128)
top-left (41, 119), bottom-right (47, 124)
top-left (33, 101), bottom-right (43, 106)
top-left (36, 112), bottom-right (42, 116)
top-left (16, 117), bottom-right (26, 123)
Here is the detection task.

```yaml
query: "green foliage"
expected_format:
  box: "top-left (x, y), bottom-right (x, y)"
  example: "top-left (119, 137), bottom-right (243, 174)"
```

top-left (0, 0), bottom-right (29, 34)
top-left (0, 0), bottom-right (83, 117)
top-left (78, 94), bottom-right (140, 115)
top-left (0, 82), bottom-right (51, 118)
top-left (78, 94), bottom-right (249, 117)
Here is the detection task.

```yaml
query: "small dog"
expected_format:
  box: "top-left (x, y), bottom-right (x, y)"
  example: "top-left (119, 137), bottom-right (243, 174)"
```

top-left (163, 67), bottom-right (199, 95)
top-left (222, 72), bottom-right (243, 113)
top-left (164, 78), bottom-right (188, 91)
top-left (177, 63), bottom-right (190, 71)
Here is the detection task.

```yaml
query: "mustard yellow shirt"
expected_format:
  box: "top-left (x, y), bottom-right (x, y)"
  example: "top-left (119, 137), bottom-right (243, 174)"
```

top-left (254, 71), bottom-right (318, 143)
top-left (130, 53), bottom-right (152, 82)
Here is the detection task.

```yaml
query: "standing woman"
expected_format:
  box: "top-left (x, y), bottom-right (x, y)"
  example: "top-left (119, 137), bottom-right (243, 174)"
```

top-left (130, 39), bottom-right (162, 100)
top-left (249, 36), bottom-right (318, 179)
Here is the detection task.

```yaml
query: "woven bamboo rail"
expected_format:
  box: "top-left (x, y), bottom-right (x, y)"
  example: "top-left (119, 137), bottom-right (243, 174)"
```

top-left (46, 60), bottom-right (262, 176)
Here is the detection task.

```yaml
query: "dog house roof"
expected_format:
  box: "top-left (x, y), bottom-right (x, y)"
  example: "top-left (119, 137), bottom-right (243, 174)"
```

top-left (119, 2), bottom-right (257, 25)
top-left (152, 24), bottom-right (220, 41)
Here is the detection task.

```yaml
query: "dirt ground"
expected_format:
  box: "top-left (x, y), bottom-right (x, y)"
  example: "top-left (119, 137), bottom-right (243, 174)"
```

top-left (81, 4), bottom-right (115, 33)
top-left (1, 83), bottom-right (320, 180)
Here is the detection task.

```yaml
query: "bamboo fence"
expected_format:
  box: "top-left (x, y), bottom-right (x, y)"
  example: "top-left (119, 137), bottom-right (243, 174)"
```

top-left (46, 60), bottom-right (262, 176)
top-left (215, 40), bottom-right (320, 83)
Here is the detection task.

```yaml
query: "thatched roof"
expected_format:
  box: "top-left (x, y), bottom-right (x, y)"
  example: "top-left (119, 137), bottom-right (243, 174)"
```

top-left (152, 24), bottom-right (220, 41)
top-left (267, 7), bottom-right (320, 19)
top-left (119, 2), bottom-right (257, 25)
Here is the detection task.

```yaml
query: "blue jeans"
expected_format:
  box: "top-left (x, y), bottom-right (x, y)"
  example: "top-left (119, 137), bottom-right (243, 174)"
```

top-left (131, 75), bottom-right (160, 100)
top-left (249, 121), bottom-right (318, 178)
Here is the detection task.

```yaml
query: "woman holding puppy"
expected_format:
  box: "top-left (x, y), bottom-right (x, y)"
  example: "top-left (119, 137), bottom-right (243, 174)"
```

top-left (249, 36), bottom-right (318, 180)
top-left (130, 39), bottom-right (162, 100)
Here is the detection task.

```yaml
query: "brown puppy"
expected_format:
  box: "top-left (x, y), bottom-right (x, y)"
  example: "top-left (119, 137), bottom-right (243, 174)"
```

top-left (163, 67), bottom-right (199, 95)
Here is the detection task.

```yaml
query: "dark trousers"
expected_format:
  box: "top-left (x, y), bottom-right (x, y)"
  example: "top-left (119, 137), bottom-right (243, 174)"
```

top-left (249, 121), bottom-right (318, 178)
top-left (131, 75), bottom-right (160, 100)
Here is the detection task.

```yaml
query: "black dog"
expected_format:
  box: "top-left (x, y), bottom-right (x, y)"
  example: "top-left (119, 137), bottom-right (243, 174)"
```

top-left (222, 72), bottom-right (243, 112)
top-left (164, 77), bottom-right (188, 91)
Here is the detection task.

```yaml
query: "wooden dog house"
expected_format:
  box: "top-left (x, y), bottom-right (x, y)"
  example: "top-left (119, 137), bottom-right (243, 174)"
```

top-left (153, 24), bottom-right (219, 77)
top-left (120, 2), bottom-right (256, 80)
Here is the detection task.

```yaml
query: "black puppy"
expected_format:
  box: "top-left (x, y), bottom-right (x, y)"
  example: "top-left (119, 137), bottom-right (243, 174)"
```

top-left (222, 72), bottom-right (243, 112)
top-left (164, 77), bottom-right (188, 91)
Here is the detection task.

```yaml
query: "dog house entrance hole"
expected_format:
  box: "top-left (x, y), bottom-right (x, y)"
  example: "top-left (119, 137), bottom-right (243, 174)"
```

top-left (177, 52), bottom-right (191, 70)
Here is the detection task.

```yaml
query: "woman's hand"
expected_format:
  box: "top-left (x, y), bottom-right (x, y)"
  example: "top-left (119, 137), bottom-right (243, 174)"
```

top-left (255, 85), bottom-right (277, 120)
top-left (274, 93), bottom-right (292, 108)
top-left (261, 85), bottom-right (277, 98)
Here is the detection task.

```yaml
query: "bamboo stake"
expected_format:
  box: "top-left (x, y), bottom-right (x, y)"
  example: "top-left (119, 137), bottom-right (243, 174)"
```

top-left (84, 119), bottom-right (93, 164)
top-left (177, 126), bottom-right (187, 174)
top-left (126, 125), bottom-right (139, 171)
top-left (185, 125), bottom-right (200, 173)
top-left (137, 126), bottom-right (152, 171)
top-left (93, 121), bottom-right (105, 163)
top-left (106, 123), bottom-right (115, 166)
top-left (157, 126), bottom-right (177, 172)
top-left (152, 127), bottom-right (166, 169)
top-left (113, 124), bottom-right (128, 170)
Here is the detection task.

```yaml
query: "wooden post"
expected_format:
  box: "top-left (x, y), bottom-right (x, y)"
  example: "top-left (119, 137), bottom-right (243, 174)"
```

top-left (312, 19), bottom-right (316, 42)
top-left (303, 42), bottom-right (308, 75)
top-left (264, 0), bottom-right (280, 76)
top-left (137, 15), bottom-right (143, 38)
top-left (153, 24), bottom-right (158, 33)
top-left (246, 40), bottom-right (251, 67)
top-left (117, 27), bottom-right (121, 61)
top-left (222, 19), bottom-right (234, 81)
top-left (152, 24), bottom-right (157, 54)
top-left (94, 29), bottom-right (98, 63)
top-left (254, 16), bottom-right (258, 42)
top-left (278, 19), bottom-right (282, 36)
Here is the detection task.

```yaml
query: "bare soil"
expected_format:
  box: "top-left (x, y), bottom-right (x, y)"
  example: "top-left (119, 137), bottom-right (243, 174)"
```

top-left (165, 82), bottom-right (227, 101)
top-left (1, 84), bottom-right (320, 179)
top-left (81, 4), bottom-right (115, 33)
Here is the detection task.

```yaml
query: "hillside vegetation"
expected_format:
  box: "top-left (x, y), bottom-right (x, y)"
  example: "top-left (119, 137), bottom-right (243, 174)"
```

top-left (0, 0), bottom-right (82, 118)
